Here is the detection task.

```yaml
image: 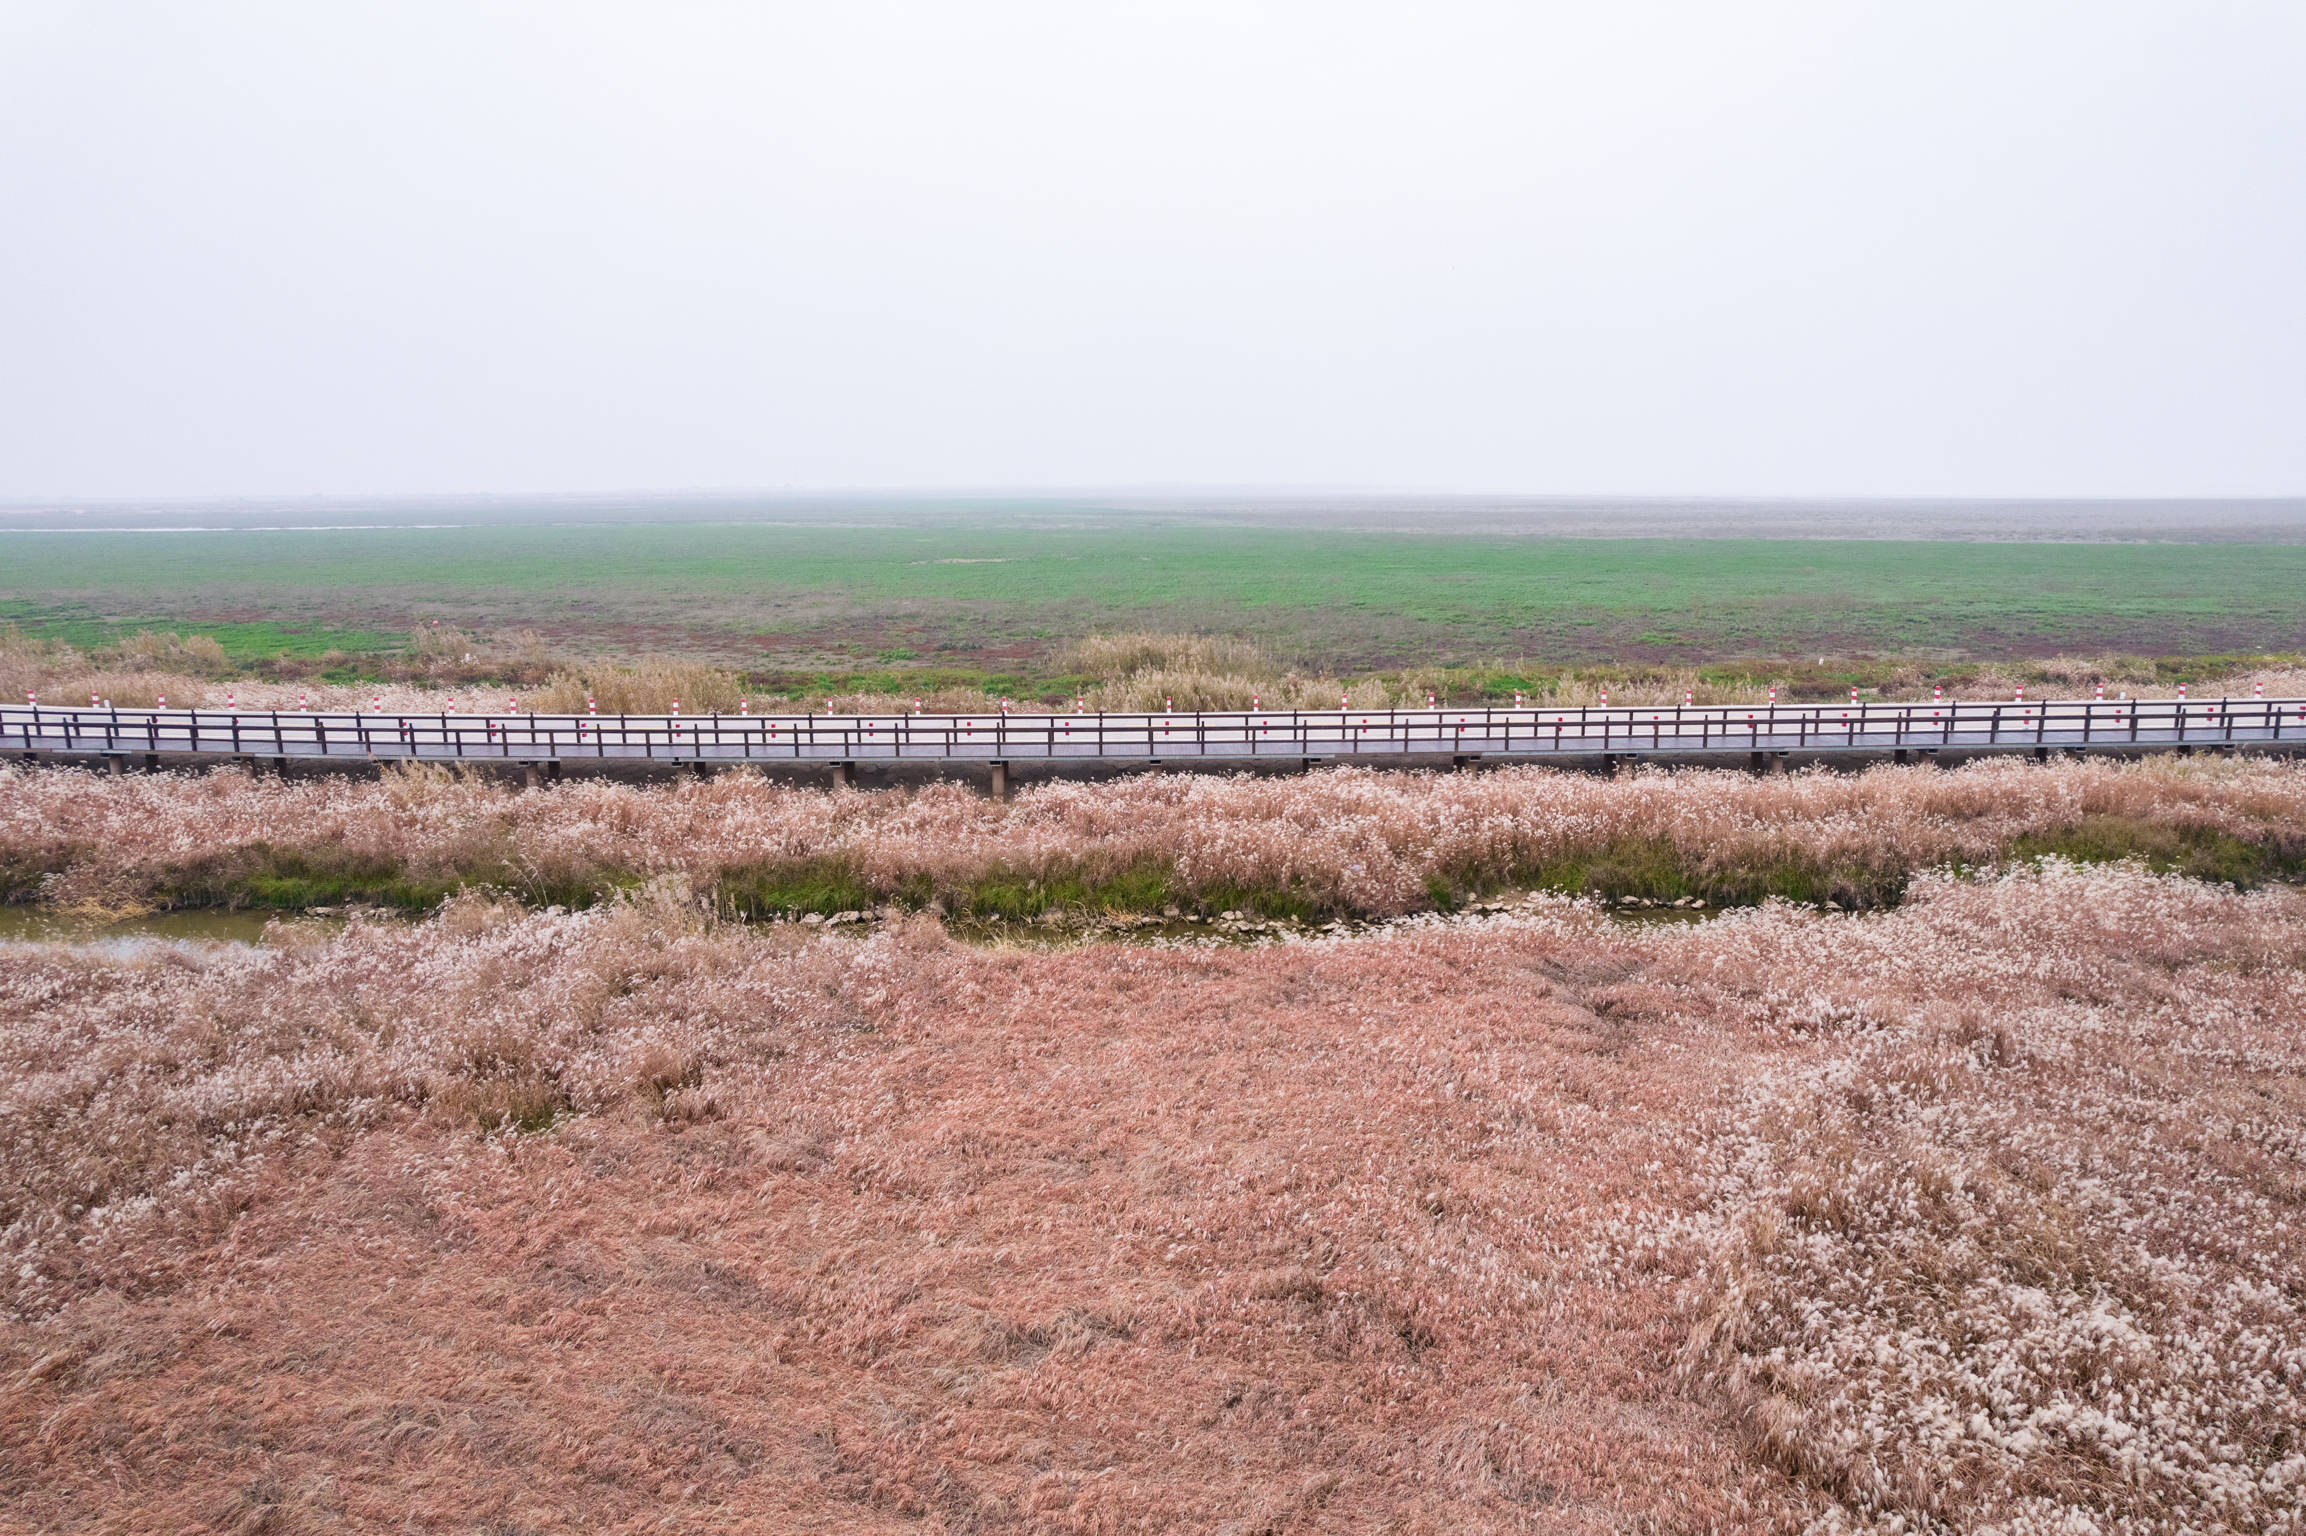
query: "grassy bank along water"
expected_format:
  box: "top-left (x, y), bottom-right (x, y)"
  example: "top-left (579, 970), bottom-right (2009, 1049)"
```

top-left (6, 757), bottom-right (2306, 928)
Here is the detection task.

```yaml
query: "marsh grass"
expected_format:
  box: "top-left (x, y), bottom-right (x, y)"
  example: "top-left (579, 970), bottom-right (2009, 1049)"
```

top-left (12, 757), bottom-right (2306, 929)
top-left (2, 863), bottom-right (2299, 1531)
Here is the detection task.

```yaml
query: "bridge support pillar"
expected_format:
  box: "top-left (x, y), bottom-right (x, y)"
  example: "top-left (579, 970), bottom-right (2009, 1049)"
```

top-left (830, 761), bottom-right (855, 791)
top-left (988, 762), bottom-right (1009, 800)
top-left (105, 754), bottom-right (125, 776)
top-left (523, 763), bottom-right (543, 789)
top-left (1450, 753), bottom-right (1482, 771)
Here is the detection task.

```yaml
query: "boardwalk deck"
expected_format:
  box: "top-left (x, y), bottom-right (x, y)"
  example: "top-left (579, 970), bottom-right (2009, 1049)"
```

top-left (6, 698), bottom-right (2302, 771)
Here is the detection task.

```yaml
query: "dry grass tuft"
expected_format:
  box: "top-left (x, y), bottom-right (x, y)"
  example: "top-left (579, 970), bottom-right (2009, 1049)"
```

top-left (532, 658), bottom-right (749, 715)
top-left (1059, 630), bottom-right (1280, 680)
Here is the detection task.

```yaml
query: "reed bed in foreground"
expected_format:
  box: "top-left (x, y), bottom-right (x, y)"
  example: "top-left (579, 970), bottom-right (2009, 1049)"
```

top-left (7, 755), bottom-right (2306, 918)
top-left (0, 863), bottom-right (2298, 1532)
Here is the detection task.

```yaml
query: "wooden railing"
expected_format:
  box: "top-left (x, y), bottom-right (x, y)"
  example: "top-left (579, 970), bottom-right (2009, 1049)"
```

top-left (6, 696), bottom-right (2302, 764)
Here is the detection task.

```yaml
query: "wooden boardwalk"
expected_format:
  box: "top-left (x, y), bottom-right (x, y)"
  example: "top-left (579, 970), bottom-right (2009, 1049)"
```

top-left (6, 696), bottom-right (2301, 775)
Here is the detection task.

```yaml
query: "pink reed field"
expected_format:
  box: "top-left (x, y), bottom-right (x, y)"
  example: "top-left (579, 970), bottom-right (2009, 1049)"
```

top-left (7, 754), bottom-right (2306, 917)
top-left (2, 764), bottom-right (2303, 1532)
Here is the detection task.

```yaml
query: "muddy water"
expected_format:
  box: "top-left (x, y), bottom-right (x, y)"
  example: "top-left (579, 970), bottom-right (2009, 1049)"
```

top-left (0, 897), bottom-right (1727, 955)
top-left (0, 908), bottom-right (355, 951)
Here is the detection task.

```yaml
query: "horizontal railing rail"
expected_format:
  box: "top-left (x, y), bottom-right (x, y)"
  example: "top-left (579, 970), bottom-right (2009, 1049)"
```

top-left (4, 697), bottom-right (2301, 766)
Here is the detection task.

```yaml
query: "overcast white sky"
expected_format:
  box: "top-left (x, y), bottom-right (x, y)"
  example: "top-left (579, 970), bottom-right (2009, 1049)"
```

top-left (2, 1), bottom-right (2301, 500)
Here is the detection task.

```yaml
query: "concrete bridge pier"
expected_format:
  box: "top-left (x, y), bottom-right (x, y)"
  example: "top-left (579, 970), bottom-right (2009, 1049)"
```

top-left (830, 761), bottom-right (856, 791)
top-left (988, 762), bottom-right (1009, 800)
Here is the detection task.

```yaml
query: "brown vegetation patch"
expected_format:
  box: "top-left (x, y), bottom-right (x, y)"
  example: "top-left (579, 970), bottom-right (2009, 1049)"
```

top-left (8, 756), bottom-right (2306, 923)
top-left (1, 865), bottom-right (2301, 1531)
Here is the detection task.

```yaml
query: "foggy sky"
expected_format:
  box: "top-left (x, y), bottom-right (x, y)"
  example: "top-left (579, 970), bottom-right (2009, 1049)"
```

top-left (3, 2), bottom-right (2301, 500)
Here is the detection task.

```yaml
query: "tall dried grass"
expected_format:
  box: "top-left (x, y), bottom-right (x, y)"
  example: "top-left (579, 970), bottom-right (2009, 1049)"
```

top-left (7, 755), bottom-right (2305, 918)
top-left (0, 863), bottom-right (2297, 1531)
top-left (10, 618), bottom-right (2306, 718)
top-left (530, 657), bottom-right (748, 715)
top-left (1058, 630), bottom-right (1280, 679)
top-left (1655, 864), bottom-right (2306, 1532)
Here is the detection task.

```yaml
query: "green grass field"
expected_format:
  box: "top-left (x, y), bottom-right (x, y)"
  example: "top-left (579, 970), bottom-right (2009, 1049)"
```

top-left (6, 522), bottom-right (2304, 671)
